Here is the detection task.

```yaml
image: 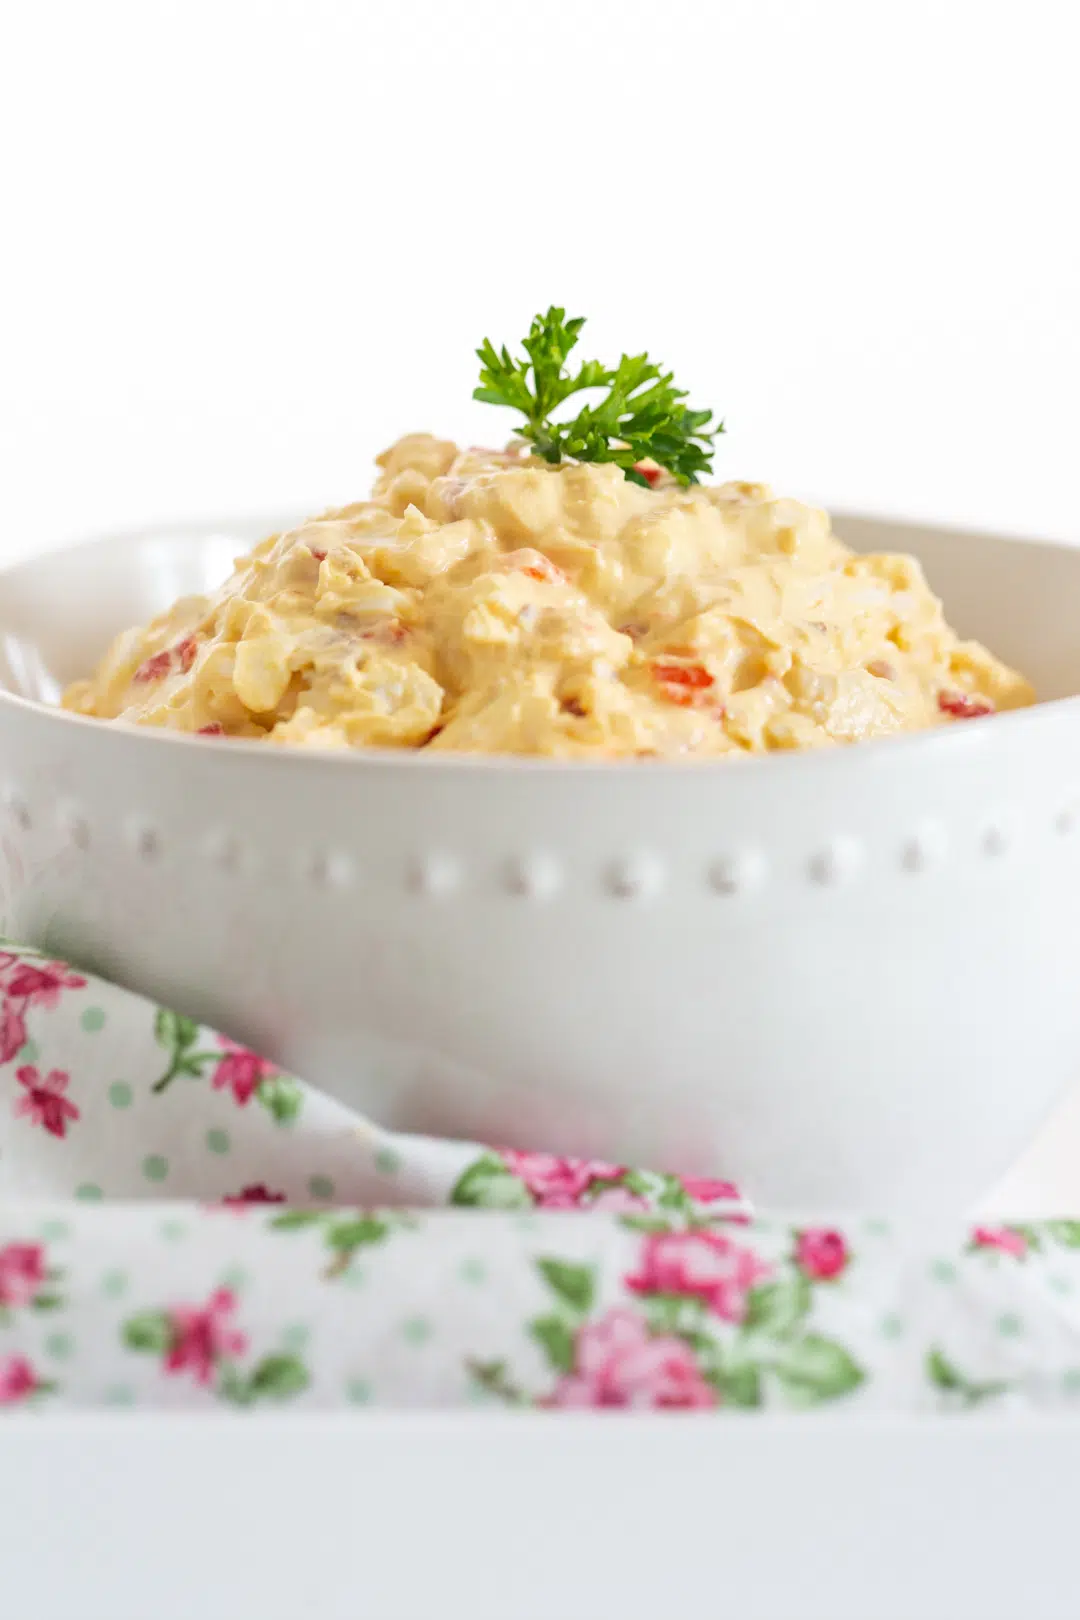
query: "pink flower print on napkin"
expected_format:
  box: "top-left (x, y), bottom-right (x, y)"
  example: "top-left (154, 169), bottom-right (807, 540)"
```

top-left (677, 1175), bottom-right (741, 1204)
top-left (0, 1243), bottom-right (46, 1308)
top-left (165, 1289), bottom-right (248, 1385)
top-left (626, 1229), bottom-right (771, 1323)
top-left (550, 1309), bottom-right (717, 1410)
top-left (3, 960), bottom-right (86, 1010)
top-left (971, 1225), bottom-right (1029, 1259)
top-left (499, 1150), bottom-right (623, 1208)
top-left (13, 1066), bottom-right (80, 1138)
top-left (220, 1185), bottom-right (287, 1208)
top-left (794, 1228), bottom-right (851, 1282)
top-left (0, 1000), bottom-right (27, 1064)
top-left (211, 1036), bottom-right (276, 1106)
top-left (0, 1354), bottom-right (40, 1405)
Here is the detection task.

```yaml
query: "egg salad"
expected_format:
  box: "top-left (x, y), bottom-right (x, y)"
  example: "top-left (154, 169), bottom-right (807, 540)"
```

top-left (63, 435), bottom-right (1033, 756)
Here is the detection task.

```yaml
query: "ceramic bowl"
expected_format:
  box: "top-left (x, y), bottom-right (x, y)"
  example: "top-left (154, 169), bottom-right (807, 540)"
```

top-left (2, 511), bottom-right (1080, 1210)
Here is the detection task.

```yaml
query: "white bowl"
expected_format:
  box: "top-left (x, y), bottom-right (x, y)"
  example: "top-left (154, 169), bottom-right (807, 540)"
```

top-left (2, 511), bottom-right (1080, 1211)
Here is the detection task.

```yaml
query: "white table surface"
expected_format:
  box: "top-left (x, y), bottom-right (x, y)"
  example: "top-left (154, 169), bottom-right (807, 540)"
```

top-left (1, 1412), bottom-right (1079, 1620)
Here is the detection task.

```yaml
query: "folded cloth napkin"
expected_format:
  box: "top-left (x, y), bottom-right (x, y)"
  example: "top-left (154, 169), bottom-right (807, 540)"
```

top-left (2, 940), bottom-right (1080, 1413)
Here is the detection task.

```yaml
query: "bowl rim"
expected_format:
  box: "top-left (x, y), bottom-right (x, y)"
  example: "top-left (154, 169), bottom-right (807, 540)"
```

top-left (1, 509), bottom-right (1076, 784)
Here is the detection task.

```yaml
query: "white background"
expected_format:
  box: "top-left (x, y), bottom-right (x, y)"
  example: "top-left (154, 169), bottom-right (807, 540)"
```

top-left (2, 0), bottom-right (1078, 564)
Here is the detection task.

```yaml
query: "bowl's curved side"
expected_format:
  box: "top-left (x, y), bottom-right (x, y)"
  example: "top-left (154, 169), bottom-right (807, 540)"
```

top-left (3, 679), bottom-right (1080, 1209)
top-left (0, 520), bottom-right (282, 701)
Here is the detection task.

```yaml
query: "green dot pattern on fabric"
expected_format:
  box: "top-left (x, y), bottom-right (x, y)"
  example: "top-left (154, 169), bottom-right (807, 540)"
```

top-left (997, 1312), bottom-right (1024, 1338)
top-left (104, 1385), bottom-right (136, 1407)
top-left (159, 1219), bottom-right (188, 1241)
top-left (80, 1006), bottom-right (107, 1033)
top-left (864, 1218), bottom-right (891, 1238)
top-left (308, 1174), bottom-right (335, 1201)
top-left (347, 1379), bottom-right (372, 1405)
top-left (401, 1317), bottom-right (432, 1346)
top-left (205, 1129), bottom-right (230, 1155)
top-left (879, 1313), bottom-right (905, 1340)
top-left (930, 1259), bottom-right (958, 1285)
top-left (37, 1218), bottom-right (71, 1241)
top-left (281, 1323), bottom-right (311, 1353)
top-left (142, 1156), bottom-right (169, 1184)
top-left (18, 1040), bottom-right (40, 1064)
top-left (75, 1183), bottom-right (104, 1203)
top-left (100, 1270), bottom-right (129, 1299)
top-left (459, 1258), bottom-right (488, 1285)
top-left (1062, 1369), bottom-right (1080, 1394)
top-left (219, 1266), bottom-right (249, 1293)
top-left (45, 1332), bottom-right (75, 1361)
top-left (342, 1264), bottom-right (367, 1289)
top-left (1048, 1274), bottom-right (1073, 1296)
top-left (108, 1081), bottom-right (133, 1109)
top-left (374, 1147), bottom-right (402, 1176)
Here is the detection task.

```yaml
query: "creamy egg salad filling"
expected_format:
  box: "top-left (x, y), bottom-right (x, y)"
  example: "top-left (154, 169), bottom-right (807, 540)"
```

top-left (63, 435), bottom-right (1033, 756)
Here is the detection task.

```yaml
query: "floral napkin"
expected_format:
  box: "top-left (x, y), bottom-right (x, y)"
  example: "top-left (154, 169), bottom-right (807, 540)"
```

top-left (3, 940), bottom-right (1080, 1413)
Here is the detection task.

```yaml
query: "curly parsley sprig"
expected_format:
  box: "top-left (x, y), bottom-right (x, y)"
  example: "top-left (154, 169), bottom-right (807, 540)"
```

top-left (474, 307), bottom-right (722, 487)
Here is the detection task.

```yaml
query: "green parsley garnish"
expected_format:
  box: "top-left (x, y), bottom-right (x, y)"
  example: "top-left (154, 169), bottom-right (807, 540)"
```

top-left (473, 306), bottom-right (722, 487)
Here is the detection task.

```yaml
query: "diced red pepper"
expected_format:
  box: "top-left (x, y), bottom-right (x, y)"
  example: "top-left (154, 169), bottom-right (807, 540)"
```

top-left (310, 547), bottom-right (327, 563)
top-left (133, 651), bottom-right (173, 684)
top-left (633, 462), bottom-right (663, 487)
top-left (501, 549), bottom-right (567, 585)
top-left (197, 724), bottom-right (225, 736)
top-left (134, 636), bottom-right (199, 684)
top-left (523, 560), bottom-right (567, 584)
top-left (938, 690), bottom-right (995, 720)
top-left (175, 636), bottom-right (197, 673)
top-left (651, 660), bottom-right (715, 706)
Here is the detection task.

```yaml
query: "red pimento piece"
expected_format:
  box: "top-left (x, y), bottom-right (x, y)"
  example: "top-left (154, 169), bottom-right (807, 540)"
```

top-left (938, 690), bottom-right (995, 720)
top-left (633, 461), bottom-right (664, 487)
top-left (174, 635), bottom-right (198, 673)
top-left (501, 549), bottom-right (567, 585)
top-left (197, 724), bottom-right (225, 737)
top-left (310, 547), bottom-right (327, 562)
top-left (134, 636), bottom-right (198, 684)
top-left (133, 650), bottom-right (173, 684)
top-left (651, 660), bottom-right (715, 706)
top-left (522, 561), bottom-right (567, 584)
